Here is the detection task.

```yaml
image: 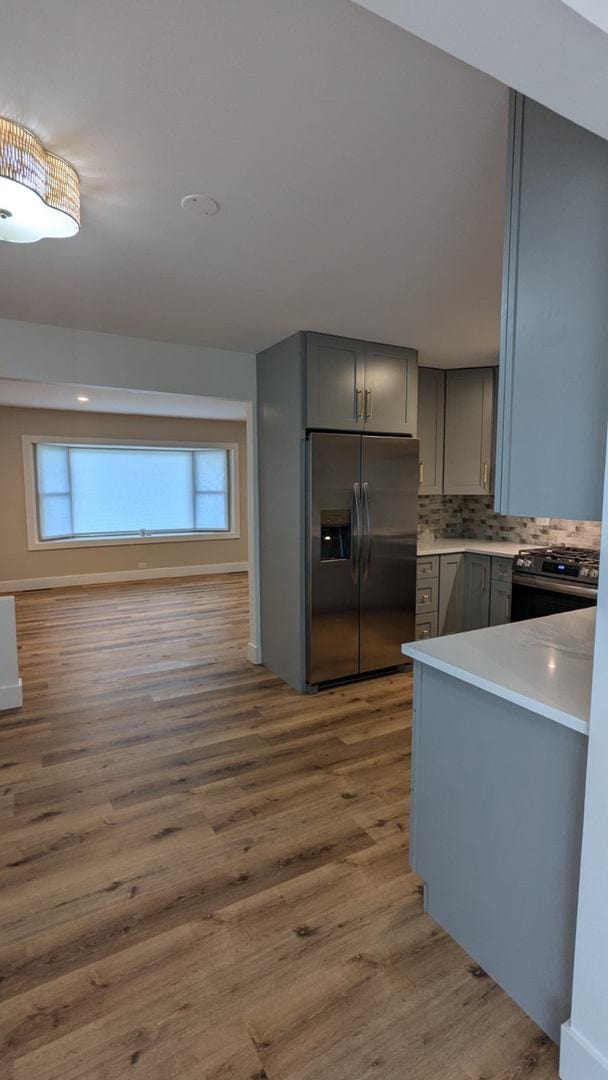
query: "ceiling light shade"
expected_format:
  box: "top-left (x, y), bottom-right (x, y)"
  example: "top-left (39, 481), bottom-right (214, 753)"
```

top-left (0, 117), bottom-right (80, 243)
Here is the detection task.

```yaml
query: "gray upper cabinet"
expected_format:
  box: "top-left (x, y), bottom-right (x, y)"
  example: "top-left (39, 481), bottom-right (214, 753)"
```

top-left (363, 343), bottom-right (418, 435)
top-left (418, 368), bottom-right (445, 494)
top-left (306, 333), bottom-right (418, 435)
top-left (444, 368), bottom-right (495, 496)
top-left (464, 554), bottom-right (491, 631)
top-left (306, 333), bottom-right (366, 432)
top-left (496, 93), bottom-right (608, 521)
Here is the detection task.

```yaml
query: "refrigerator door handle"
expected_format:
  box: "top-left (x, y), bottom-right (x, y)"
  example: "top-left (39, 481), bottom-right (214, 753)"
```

top-left (362, 481), bottom-right (371, 582)
top-left (352, 482), bottom-right (362, 584)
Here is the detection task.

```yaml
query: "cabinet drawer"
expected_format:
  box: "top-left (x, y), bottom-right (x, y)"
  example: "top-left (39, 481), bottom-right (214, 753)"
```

top-left (415, 612), bottom-right (438, 641)
top-left (417, 556), bottom-right (439, 580)
top-left (492, 557), bottom-right (513, 583)
top-left (416, 579), bottom-right (439, 614)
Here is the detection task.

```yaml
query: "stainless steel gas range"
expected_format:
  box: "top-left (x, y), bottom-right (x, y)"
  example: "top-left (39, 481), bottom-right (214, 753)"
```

top-left (511, 544), bottom-right (599, 622)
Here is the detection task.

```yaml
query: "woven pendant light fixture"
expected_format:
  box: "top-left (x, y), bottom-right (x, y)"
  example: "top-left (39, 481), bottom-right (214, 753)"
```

top-left (0, 117), bottom-right (80, 243)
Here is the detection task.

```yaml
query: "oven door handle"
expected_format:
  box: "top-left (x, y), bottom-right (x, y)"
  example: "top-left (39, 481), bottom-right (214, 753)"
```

top-left (512, 572), bottom-right (598, 599)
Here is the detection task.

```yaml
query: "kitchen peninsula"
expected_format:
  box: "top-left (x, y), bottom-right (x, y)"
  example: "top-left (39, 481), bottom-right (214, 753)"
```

top-left (402, 608), bottom-right (593, 1042)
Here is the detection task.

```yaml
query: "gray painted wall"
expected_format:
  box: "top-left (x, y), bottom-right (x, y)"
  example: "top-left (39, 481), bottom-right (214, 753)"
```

top-left (0, 318), bottom-right (256, 401)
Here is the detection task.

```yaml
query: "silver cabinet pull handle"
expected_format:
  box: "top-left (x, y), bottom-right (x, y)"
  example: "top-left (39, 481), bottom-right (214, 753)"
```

top-left (364, 388), bottom-right (372, 420)
top-left (419, 461), bottom-right (424, 485)
top-left (483, 461), bottom-right (489, 487)
top-left (354, 387), bottom-right (363, 421)
top-left (362, 481), bottom-right (371, 582)
top-left (352, 482), bottom-right (362, 584)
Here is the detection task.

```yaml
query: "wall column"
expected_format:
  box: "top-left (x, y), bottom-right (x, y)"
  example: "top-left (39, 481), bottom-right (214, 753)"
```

top-left (560, 426), bottom-right (608, 1079)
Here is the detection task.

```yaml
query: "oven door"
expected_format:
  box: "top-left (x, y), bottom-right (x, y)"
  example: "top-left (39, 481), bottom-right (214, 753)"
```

top-left (511, 573), bottom-right (598, 622)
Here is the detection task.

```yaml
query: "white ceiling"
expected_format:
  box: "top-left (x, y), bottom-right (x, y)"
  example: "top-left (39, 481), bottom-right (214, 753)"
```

top-left (354, 0), bottom-right (608, 140)
top-left (0, 0), bottom-right (509, 367)
top-left (0, 379), bottom-right (248, 421)
top-left (561, 0), bottom-right (608, 36)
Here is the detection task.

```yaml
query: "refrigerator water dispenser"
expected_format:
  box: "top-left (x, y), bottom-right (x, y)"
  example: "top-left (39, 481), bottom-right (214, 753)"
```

top-left (320, 509), bottom-right (352, 561)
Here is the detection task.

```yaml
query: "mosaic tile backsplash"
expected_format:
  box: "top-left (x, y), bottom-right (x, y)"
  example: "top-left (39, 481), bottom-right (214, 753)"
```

top-left (418, 495), bottom-right (601, 549)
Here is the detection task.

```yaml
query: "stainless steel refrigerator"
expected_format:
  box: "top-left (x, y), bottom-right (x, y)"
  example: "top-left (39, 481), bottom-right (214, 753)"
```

top-left (306, 431), bottom-right (418, 687)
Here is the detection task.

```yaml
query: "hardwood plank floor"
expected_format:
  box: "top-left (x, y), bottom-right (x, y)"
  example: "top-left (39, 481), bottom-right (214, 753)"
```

top-left (1, 574), bottom-right (558, 1078)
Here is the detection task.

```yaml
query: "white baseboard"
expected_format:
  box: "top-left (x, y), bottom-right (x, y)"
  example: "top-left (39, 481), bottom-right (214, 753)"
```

top-left (0, 562), bottom-right (248, 593)
top-left (561, 1021), bottom-right (608, 1079)
top-left (0, 678), bottom-right (23, 711)
top-left (247, 641), bottom-right (262, 664)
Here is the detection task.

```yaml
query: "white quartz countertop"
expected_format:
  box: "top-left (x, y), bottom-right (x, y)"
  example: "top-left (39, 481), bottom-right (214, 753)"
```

top-left (417, 538), bottom-right (529, 558)
top-left (402, 607), bottom-right (595, 735)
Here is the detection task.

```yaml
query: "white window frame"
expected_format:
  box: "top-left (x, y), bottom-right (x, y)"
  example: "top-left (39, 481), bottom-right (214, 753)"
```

top-left (22, 434), bottom-right (240, 551)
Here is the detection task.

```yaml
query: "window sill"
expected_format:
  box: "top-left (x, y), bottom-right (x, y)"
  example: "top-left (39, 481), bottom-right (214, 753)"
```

top-left (27, 531), bottom-right (240, 552)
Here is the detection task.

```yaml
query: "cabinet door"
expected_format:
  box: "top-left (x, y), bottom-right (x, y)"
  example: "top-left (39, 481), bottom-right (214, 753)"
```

top-left (490, 580), bottom-right (512, 626)
top-left (306, 333), bottom-right (365, 431)
top-left (496, 93), bottom-right (608, 520)
top-left (418, 368), bottom-right (445, 494)
top-left (363, 343), bottom-right (418, 435)
top-left (464, 554), bottom-right (491, 631)
top-left (438, 554), bottom-right (465, 636)
top-left (444, 369), bottom-right (495, 495)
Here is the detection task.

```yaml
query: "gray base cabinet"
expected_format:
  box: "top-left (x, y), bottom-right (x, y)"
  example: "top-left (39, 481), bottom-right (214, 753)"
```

top-left (490, 581), bottom-right (512, 626)
top-left (410, 664), bottom-right (587, 1041)
top-left (421, 552), bottom-right (513, 639)
top-left (463, 554), bottom-right (491, 631)
top-left (415, 557), bottom-right (439, 640)
top-left (496, 92), bottom-right (608, 520)
top-left (489, 558), bottom-right (513, 626)
top-left (438, 554), bottom-right (465, 636)
top-left (444, 369), bottom-right (495, 496)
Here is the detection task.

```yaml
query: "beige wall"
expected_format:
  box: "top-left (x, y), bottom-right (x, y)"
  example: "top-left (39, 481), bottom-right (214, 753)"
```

top-left (0, 406), bottom-right (248, 583)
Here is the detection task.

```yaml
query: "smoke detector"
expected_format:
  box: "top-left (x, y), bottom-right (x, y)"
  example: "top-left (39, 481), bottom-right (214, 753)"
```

top-left (180, 194), bottom-right (220, 217)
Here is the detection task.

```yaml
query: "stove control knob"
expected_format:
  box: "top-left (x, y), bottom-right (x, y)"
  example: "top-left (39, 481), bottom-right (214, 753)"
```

top-left (581, 567), bottom-right (589, 577)
top-left (524, 559), bottom-right (533, 569)
top-left (590, 569), bottom-right (599, 579)
top-left (516, 558), bottom-right (525, 567)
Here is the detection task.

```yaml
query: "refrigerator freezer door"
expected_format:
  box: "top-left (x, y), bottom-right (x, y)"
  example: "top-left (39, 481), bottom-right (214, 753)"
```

top-left (359, 436), bottom-right (418, 673)
top-left (307, 433), bottom-right (361, 685)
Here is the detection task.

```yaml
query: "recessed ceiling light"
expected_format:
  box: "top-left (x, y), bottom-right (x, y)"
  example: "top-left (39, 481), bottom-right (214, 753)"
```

top-left (180, 194), bottom-right (220, 217)
top-left (0, 117), bottom-right (80, 243)
top-left (77, 395), bottom-right (89, 403)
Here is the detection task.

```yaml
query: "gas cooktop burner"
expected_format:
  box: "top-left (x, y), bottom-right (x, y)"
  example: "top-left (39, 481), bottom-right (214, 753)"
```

top-left (514, 544), bottom-right (600, 585)
top-left (519, 544), bottom-right (599, 563)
